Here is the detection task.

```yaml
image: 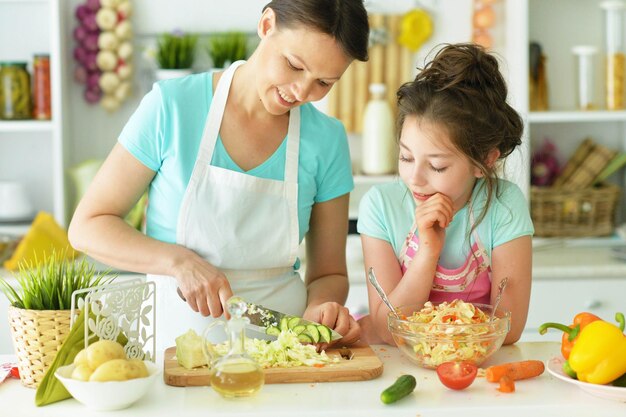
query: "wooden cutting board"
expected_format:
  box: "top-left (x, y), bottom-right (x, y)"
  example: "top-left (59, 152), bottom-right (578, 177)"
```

top-left (163, 344), bottom-right (384, 386)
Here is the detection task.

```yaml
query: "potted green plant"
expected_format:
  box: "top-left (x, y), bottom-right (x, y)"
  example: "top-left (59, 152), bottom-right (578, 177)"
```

top-left (0, 250), bottom-right (114, 388)
top-left (207, 31), bottom-right (248, 69)
top-left (155, 30), bottom-right (199, 80)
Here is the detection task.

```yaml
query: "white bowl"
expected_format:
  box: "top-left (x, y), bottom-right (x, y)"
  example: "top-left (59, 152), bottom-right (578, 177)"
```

top-left (55, 361), bottom-right (160, 411)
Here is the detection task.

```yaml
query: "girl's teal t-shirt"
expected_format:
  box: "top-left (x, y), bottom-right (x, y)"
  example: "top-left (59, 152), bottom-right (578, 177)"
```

top-left (357, 178), bottom-right (534, 268)
top-left (118, 72), bottom-right (354, 244)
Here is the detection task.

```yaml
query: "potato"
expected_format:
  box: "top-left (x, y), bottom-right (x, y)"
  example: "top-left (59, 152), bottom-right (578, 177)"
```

top-left (86, 340), bottom-right (126, 370)
top-left (71, 364), bottom-right (94, 381)
top-left (73, 348), bottom-right (89, 368)
top-left (89, 359), bottom-right (133, 382)
top-left (127, 359), bottom-right (149, 379)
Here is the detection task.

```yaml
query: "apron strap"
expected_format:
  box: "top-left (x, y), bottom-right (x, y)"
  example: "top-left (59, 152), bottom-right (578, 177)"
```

top-left (284, 108), bottom-right (300, 185)
top-left (194, 60), bottom-right (246, 173)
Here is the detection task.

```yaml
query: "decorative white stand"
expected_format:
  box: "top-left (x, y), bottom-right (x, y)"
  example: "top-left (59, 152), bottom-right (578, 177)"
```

top-left (70, 279), bottom-right (157, 362)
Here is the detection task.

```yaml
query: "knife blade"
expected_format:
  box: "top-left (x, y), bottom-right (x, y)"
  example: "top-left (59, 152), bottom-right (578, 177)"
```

top-left (243, 301), bottom-right (343, 342)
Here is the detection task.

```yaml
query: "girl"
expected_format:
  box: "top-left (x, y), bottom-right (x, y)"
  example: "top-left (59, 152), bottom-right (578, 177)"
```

top-left (357, 43), bottom-right (533, 345)
top-left (69, 0), bottom-right (369, 354)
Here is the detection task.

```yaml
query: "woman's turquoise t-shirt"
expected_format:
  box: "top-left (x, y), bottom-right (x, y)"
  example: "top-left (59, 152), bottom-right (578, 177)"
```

top-left (118, 72), bottom-right (354, 244)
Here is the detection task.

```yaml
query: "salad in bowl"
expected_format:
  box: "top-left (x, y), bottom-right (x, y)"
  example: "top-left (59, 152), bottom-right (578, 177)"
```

top-left (388, 299), bottom-right (510, 369)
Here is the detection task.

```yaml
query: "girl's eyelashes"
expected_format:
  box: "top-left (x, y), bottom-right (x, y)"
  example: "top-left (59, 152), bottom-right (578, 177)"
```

top-left (399, 154), bottom-right (447, 173)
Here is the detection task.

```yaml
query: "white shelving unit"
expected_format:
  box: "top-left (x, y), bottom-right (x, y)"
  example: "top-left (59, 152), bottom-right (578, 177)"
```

top-left (0, 0), bottom-right (68, 233)
top-left (525, 0), bottom-right (626, 228)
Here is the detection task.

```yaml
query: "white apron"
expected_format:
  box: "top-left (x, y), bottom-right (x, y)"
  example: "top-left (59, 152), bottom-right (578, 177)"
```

top-left (149, 61), bottom-right (306, 356)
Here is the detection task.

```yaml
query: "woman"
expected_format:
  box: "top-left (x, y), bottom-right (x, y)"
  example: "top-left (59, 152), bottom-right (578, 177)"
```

top-left (69, 0), bottom-right (369, 353)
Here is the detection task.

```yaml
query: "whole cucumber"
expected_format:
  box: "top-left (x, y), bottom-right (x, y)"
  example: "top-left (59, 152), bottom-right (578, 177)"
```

top-left (380, 374), bottom-right (416, 404)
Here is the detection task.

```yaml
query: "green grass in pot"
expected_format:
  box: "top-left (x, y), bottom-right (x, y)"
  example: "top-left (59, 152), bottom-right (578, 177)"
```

top-left (207, 31), bottom-right (248, 69)
top-left (157, 31), bottom-right (199, 70)
top-left (0, 249), bottom-right (115, 310)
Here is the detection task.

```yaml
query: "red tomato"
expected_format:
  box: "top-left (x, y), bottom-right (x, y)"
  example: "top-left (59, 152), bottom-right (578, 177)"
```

top-left (436, 361), bottom-right (478, 390)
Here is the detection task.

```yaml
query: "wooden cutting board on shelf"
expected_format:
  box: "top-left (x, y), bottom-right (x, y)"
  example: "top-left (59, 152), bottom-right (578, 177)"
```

top-left (163, 344), bottom-right (384, 386)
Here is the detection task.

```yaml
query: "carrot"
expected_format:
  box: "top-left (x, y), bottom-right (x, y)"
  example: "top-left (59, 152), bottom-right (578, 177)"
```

top-left (485, 360), bottom-right (545, 382)
top-left (497, 375), bottom-right (515, 393)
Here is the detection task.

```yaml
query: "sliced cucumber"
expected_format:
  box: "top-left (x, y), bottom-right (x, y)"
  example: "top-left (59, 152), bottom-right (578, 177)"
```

top-left (266, 326), bottom-right (281, 336)
top-left (297, 333), bottom-right (313, 343)
top-left (317, 325), bottom-right (332, 343)
top-left (287, 317), bottom-right (301, 329)
top-left (292, 325), bottom-right (306, 335)
top-left (306, 324), bottom-right (320, 343)
top-left (279, 317), bottom-right (290, 332)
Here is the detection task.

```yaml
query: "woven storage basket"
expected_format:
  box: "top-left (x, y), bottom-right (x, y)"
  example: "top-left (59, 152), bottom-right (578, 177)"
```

top-left (530, 183), bottom-right (621, 237)
top-left (7, 305), bottom-right (71, 388)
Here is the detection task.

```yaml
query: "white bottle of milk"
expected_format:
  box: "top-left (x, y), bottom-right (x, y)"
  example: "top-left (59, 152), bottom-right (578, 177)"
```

top-left (361, 83), bottom-right (396, 175)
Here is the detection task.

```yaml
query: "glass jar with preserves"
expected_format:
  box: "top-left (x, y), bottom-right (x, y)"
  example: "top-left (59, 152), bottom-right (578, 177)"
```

top-left (0, 62), bottom-right (32, 120)
top-left (33, 54), bottom-right (51, 120)
top-left (601, 1), bottom-right (625, 110)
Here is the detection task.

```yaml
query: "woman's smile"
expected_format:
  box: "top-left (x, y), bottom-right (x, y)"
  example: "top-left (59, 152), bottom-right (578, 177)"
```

top-left (276, 87), bottom-right (296, 107)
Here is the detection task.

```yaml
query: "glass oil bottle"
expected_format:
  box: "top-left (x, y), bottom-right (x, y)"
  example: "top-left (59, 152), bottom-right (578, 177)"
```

top-left (202, 297), bottom-right (264, 398)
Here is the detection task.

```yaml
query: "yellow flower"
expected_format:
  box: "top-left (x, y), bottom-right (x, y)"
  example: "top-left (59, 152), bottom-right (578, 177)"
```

top-left (398, 9), bottom-right (433, 52)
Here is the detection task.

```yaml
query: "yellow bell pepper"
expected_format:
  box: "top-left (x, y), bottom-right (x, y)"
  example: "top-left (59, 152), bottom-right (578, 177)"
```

top-left (568, 313), bottom-right (626, 385)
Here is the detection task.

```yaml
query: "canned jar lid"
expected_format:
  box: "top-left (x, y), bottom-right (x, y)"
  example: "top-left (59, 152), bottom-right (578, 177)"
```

top-left (0, 62), bottom-right (28, 67)
top-left (33, 53), bottom-right (50, 58)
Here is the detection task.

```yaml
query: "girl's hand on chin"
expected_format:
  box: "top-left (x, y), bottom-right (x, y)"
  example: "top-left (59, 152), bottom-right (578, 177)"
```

top-left (415, 193), bottom-right (453, 255)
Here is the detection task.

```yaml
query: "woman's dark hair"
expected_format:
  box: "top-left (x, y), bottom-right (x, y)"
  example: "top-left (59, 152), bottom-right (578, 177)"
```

top-left (263, 0), bottom-right (369, 62)
top-left (396, 43), bottom-right (524, 232)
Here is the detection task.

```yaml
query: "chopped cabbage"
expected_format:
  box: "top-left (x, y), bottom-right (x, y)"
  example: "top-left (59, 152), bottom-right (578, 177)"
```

top-left (213, 330), bottom-right (337, 368)
top-left (175, 329), bottom-right (211, 369)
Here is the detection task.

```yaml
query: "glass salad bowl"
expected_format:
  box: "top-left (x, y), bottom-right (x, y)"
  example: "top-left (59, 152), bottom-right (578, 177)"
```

top-left (388, 301), bottom-right (510, 369)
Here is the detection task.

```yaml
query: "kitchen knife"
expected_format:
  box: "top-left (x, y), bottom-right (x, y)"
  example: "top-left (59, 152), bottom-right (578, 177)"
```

top-left (175, 289), bottom-right (342, 343)
top-left (243, 302), bottom-right (343, 343)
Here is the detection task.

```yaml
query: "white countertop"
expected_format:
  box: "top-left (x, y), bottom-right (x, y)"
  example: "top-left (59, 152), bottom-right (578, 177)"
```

top-left (532, 245), bottom-right (626, 280)
top-left (1, 342), bottom-right (625, 416)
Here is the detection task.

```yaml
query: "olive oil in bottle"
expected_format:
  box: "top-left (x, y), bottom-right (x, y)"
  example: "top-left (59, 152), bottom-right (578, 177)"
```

top-left (206, 297), bottom-right (264, 398)
top-left (210, 361), bottom-right (264, 397)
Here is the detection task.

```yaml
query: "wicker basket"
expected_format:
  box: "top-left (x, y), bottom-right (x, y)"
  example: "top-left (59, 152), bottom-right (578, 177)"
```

top-left (7, 305), bottom-right (71, 388)
top-left (530, 183), bottom-right (621, 237)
